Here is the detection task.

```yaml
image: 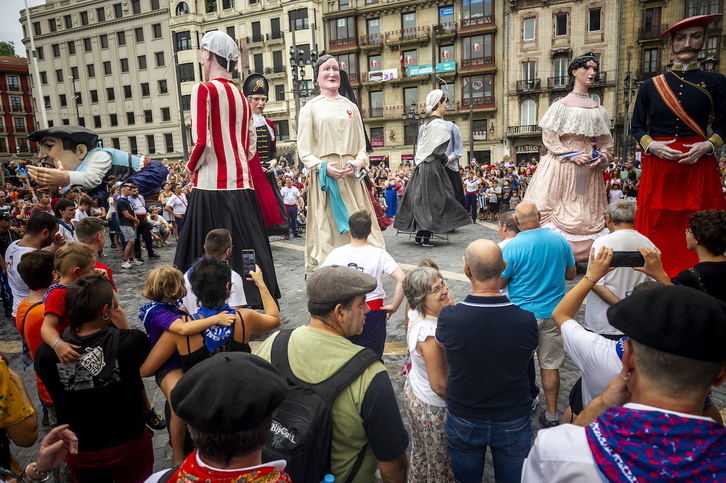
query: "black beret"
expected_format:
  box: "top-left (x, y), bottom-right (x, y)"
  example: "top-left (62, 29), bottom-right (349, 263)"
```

top-left (243, 73), bottom-right (268, 97)
top-left (608, 285), bottom-right (726, 362)
top-left (171, 352), bottom-right (288, 433)
top-left (27, 125), bottom-right (98, 147)
top-left (307, 265), bottom-right (376, 303)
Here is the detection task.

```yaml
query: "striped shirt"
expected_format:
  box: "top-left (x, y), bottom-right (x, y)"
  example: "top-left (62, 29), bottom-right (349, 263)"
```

top-left (187, 78), bottom-right (257, 190)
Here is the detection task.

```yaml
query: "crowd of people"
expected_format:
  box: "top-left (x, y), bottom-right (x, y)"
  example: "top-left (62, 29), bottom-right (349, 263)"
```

top-left (0, 14), bottom-right (725, 483)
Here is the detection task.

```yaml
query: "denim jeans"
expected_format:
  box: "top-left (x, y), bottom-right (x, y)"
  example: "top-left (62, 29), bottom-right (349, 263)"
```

top-left (446, 411), bottom-right (532, 483)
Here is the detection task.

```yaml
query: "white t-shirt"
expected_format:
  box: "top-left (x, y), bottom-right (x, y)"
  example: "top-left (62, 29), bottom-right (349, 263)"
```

top-left (182, 266), bottom-right (247, 312)
top-left (5, 241), bottom-right (36, 317)
top-left (321, 244), bottom-right (399, 302)
top-left (407, 315), bottom-right (446, 407)
top-left (561, 319), bottom-right (622, 407)
top-left (73, 210), bottom-right (89, 224)
top-left (166, 194), bottom-right (187, 216)
top-left (280, 186), bottom-right (301, 206)
top-left (608, 189), bottom-right (623, 203)
top-left (584, 229), bottom-right (655, 335)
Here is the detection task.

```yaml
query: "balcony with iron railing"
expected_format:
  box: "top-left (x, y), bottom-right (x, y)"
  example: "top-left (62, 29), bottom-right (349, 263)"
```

top-left (384, 26), bottom-right (431, 46)
top-left (462, 57), bottom-right (494, 69)
top-left (436, 21), bottom-right (457, 38)
top-left (638, 24), bottom-right (668, 41)
top-left (546, 72), bottom-right (607, 90)
top-left (516, 79), bottom-right (541, 92)
top-left (462, 96), bottom-right (495, 108)
top-left (461, 15), bottom-right (495, 30)
top-left (359, 33), bottom-right (383, 50)
top-left (329, 37), bottom-right (357, 49)
top-left (507, 125), bottom-right (542, 136)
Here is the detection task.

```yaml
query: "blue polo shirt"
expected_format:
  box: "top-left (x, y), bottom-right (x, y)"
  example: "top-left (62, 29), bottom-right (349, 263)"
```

top-left (501, 227), bottom-right (575, 319)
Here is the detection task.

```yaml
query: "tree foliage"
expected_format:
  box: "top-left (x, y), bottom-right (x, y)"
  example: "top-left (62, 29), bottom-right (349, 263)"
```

top-left (0, 41), bottom-right (18, 57)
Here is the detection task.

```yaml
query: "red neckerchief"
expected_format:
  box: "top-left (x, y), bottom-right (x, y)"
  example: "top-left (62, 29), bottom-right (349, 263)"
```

top-left (169, 451), bottom-right (292, 483)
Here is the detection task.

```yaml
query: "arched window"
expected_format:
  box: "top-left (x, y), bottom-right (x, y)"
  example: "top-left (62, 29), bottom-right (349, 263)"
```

top-left (176, 2), bottom-right (190, 15)
top-left (590, 93), bottom-right (601, 105)
top-left (521, 99), bottom-right (536, 125)
top-left (552, 96), bottom-right (564, 104)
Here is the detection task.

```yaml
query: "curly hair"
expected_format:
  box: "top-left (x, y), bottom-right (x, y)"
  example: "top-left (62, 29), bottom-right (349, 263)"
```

top-left (689, 210), bottom-right (726, 256)
top-left (189, 256), bottom-right (232, 309)
top-left (567, 52), bottom-right (599, 92)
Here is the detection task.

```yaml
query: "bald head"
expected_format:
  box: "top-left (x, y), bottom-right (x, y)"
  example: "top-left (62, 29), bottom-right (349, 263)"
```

top-left (514, 201), bottom-right (540, 230)
top-left (465, 239), bottom-right (505, 282)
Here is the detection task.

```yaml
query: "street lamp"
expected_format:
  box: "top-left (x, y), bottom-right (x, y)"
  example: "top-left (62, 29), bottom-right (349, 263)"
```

top-left (402, 103), bottom-right (425, 158)
top-left (703, 56), bottom-right (718, 72)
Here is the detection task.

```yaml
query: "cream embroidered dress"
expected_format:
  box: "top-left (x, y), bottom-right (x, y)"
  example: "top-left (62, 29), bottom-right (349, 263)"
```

top-left (524, 102), bottom-right (613, 258)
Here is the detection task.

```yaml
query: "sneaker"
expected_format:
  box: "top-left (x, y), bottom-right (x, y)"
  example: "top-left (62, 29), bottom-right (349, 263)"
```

top-left (121, 260), bottom-right (132, 269)
top-left (143, 408), bottom-right (167, 431)
top-left (148, 253), bottom-right (161, 259)
top-left (421, 241), bottom-right (435, 247)
top-left (129, 258), bottom-right (144, 266)
top-left (531, 395), bottom-right (539, 412)
top-left (539, 410), bottom-right (559, 428)
top-left (414, 237), bottom-right (422, 245)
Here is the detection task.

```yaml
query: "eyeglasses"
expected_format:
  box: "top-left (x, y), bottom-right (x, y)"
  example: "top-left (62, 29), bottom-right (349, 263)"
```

top-left (428, 280), bottom-right (448, 295)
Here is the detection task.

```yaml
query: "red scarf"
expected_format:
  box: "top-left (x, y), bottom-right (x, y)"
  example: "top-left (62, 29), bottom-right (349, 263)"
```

top-left (168, 452), bottom-right (292, 483)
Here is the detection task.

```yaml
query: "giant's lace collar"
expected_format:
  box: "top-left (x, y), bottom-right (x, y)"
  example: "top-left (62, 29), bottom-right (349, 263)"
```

top-left (539, 102), bottom-right (611, 137)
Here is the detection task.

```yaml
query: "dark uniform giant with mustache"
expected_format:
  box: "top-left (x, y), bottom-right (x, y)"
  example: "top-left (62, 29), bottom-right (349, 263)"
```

top-left (631, 14), bottom-right (726, 277)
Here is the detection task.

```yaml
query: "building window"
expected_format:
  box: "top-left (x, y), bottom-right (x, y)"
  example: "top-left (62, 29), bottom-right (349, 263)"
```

top-left (162, 107), bottom-right (171, 121)
top-left (83, 37), bottom-right (92, 51)
top-left (338, 53), bottom-right (357, 76)
top-left (176, 31), bottom-right (192, 51)
top-left (74, 92), bottom-right (82, 105)
top-left (226, 26), bottom-right (235, 39)
top-left (100, 34), bottom-right (108, 49)
top-left (552, 57), bottom-right (568, 86)
top-left (522, 61), bottom-right (536, 82)
top-left (52, 44), bottom-right (61, 57)
top-left (369, 90), bottom-right (383, 118)
top-left (339, 0), bottom-right (349, 10)
top-left (7, 76), bottom-right (20, 90)
top-left (404, 122), bottom-right (418, 146)
top-left (144, 110), bottom-right (153, 123)
top-left (253, 54), bottom-right (263, 74)
top-left (463, 74), bottom-right (493, 106)
top-left (555, 12), bottom-right (568, 36)
top-left (402, 12), bottom-right (416, 34)
top-left (33, 22), bottom-right (41, 35)
top-left (272, 51), bottom-right (284, 72)
top-left (642, 48), bottom-right (659, 78)
top-left (158, 80), bottom-right (168, 94)
top-left (103, 61), bottom-right (111, 75)
top-left (70, 66), bottom-right (79, 80)
top-left (251, 21), bottom-right (262, 42)
top-left (705, 35), bottom-right (720, 60)
top-left (120, 58), bottom-right (129, 72)
top-left (146, 135), bottom-right (156, 153)
top-left (63, 14), bottom-right (72, 29)
top-left (152, 0), bottom-right (160, 9)
top-left (14, 118), bottom-right (26, 131)
top-left (687, 0), bottom-right (721, 16)
top-left (132, 0), bottom-right (141, 14)
top-left (127, 112), bottom-right (136, 125)
top-left (37, 47), bottom-right (44, 60)
top-left (93, 115), bottom-right (102, 128)
top-left (165, 133), bottom-right (174, 152)
top-left (402, 49), bottom-right (417, 67)
top-left (463, 34), bottom-right (493, 67)
top-left (81, 11), bottom-right (89, 25)
top-left (43, 96), bottom-right (51, 109)
top-left (153, 24), bottom-right (162, 38)
top-left (206, 0), bottom-right (217, 12)
top-left (129, 136), bottom-right (137, 154)
top-left (179, 63), bottom-right (194, 82)
top-left (462, 0), bottom-right (493, 24)
top-left (155, 52), bottom-right (165, 67)
top-left (97, 7), bottom-right (106, 21)
top-left (141, 83), bottom-right (150, 96)
top-left (124, 85), bottom-right (132, 99)
top-left (55, 69), bottom-right (64, 83)
top-left (330, 17), bottom-right (355, 44)
top-left (521, 99), bottom-right (536, 125)
top-left (135, 27), bottom-right (144, 42)
top-left (289, 8), bottom-right (309, 31)
top-left (271, 18), bottom-right (281, 39)
top-left (403, 87), bottom-right (418, 113)
top-left (114, 3), bottom-right (123, 18)
top-left (523, 17), bottom-right (535, 41)
top-left (49, 18), bottom-right (57, 32)
top-left (90, 90), bottom-right (98, 103)
top-left (439, 45), bottom-right (455, 63)
top-left (59, 94), bottom-right (67, 107)
top-left (181, 95), bottom-right (191, 111)
top-left (107, 87), bottom-right (115, 101)
top-left (112, 137), bottom-right (120, 149)
top-left (40, 71), bottom-right (47, 84)
top-left (222, 0), bottom-right (234, 8)
top-left (176, 2), bottom-right (190, 15)
top-left (274, 120), bottom-right (290, 141)
top-left (590, 94), bottom-right (601, 105)
top-left (589, 8), bottom-right (602, 32)
top-left (117, 31), bottom-right (126, 45)
top-left (368, 18), bottom-right (380, 36)
top-left (138, 55), bottom-right (147, 70)
top-left (67, 41), bottom-right (76, 55)
top-left (368, 54), bottom-right (382, 71)
top-left (370, 127), bottom-right (384, 147)
top-left (110, 114), bottom-right (118, 126)
top-left (10, 97), bottom-right (22, 112)
top-left (275, 84), bottom-right (285, 101)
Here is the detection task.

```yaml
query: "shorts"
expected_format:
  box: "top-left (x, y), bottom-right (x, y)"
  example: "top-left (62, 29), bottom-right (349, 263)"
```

top-left (488, 202), bottom-right (499, 212)
top-left (499, 202), bottom-right (511, 213)
top-left (120, 225), bottom-right (136, 241)
top-left (536, 317), bottom-right (566, 370)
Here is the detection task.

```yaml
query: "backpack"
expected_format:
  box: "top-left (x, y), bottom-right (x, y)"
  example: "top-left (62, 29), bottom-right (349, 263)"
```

top-left (263, 329), bottom-right (380, 483)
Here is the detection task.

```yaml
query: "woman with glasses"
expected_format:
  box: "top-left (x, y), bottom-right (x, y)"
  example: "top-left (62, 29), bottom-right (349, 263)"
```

top-left (394, 89), bottom-right (471, 247)
top-left (402, 266), bottom-right (454, 482)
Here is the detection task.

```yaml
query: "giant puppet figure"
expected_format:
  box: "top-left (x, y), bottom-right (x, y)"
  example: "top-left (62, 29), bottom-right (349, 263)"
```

top-left (631, 14), bottom-right (726, 277)
top-left (174, 31), bottom-right (280, 306)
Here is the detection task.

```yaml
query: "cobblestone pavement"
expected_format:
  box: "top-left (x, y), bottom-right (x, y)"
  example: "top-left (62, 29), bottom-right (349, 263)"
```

top-left (3, 220), bottom-right (725, 482)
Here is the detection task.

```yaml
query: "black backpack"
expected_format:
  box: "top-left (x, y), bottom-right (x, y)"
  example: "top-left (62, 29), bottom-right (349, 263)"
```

top-left (263, 329), bottom-right (380, 483)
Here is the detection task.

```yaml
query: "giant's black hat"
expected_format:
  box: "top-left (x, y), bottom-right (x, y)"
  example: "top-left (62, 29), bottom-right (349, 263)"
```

top-left (243, 73), bottom-right (269, 97)
top-left (27, 125), bottom-right (98, 147)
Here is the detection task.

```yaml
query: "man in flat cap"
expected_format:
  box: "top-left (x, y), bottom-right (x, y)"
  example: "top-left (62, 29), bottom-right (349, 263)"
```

top-left (174, 31), bottom-right (281, 310)
top-left (256, 265), bottom-right (409, 483)
top-left (631, 13), bottom-right (726, 278)
top-left (145, 352), bottom-right (292, 482)
top-left (522, 285), bottom-right (726, 481)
